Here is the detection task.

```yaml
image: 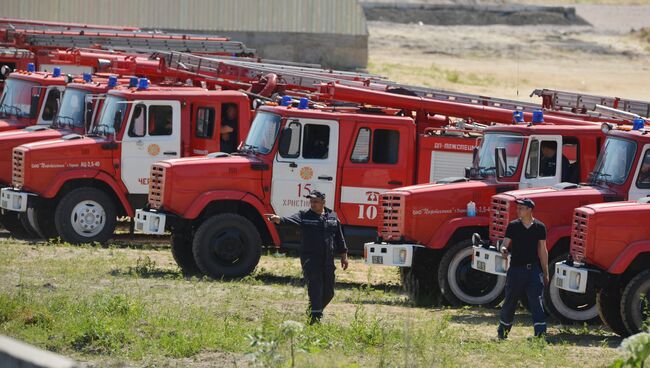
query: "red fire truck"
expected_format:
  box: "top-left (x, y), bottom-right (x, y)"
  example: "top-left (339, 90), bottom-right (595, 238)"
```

top-left (0, 75), bottom-right (139, 238)
top-left (0, 52), bottom-right (394, 243)
top-left (546, 126), bottom-right (650, 334)
top-left (131, 82), bottom-right (615, 280)
top-left (474, 119), bottom-right (650, 324)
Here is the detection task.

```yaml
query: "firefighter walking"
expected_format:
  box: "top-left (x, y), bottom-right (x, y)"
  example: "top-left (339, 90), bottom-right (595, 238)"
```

top-left (267, 190), bottom-right (349, 324)
top-left (498, 198), bottom-right (550, 339)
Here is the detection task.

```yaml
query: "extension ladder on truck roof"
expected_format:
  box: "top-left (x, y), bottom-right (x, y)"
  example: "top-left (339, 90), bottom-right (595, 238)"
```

top-left (532, 88), bottom-right (650, 119)
top-left (157, 51), bottom-right (389, 92)
top-left (10, 32), bottom-right (255, 56)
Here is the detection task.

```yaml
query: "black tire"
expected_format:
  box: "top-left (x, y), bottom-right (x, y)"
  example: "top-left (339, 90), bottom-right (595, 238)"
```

top-left (0, 211), bottom-right (35, 240)
top-left (620, 269), bottom-right (650, 335)
top-left (26, 205), bottom-right (58, 239)
top-left (171, 231), bottom-right (202, 277)
top-left (54, 188), bottom-right (116, 244)
top-left (192, 214), bottom-right (262, 279)
top-left (597, 284), bottom-right (628, 336)
top-left (401, 247), bottom-right (442, 306)
top-left (438, 239), bottom-right (506, 307)
top-left (19, 213), bottom-right (41, 239)
top-left (545, 254), bottom-right (599, 324)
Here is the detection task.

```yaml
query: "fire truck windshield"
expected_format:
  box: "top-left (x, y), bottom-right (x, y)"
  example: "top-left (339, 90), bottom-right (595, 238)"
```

top-left (52, 88), bottom-right (89, 129)
top-left (591, 137), bottom-right (637, 185)
top-left (242, 112), bottom-right (281, 154)
top-left (93, 96), bottom-right (126, 136)
top-left (0, 78), bottom-right (39, 118)
top-left (476, 133), bottom-right (525, 177)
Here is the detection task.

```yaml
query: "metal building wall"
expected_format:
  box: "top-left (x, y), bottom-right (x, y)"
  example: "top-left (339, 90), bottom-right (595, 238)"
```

top-left (1, 0), bottom-right (367, 35)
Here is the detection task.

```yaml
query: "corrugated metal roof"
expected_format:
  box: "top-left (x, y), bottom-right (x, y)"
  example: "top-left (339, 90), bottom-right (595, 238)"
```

top-left (2, 0), bottom-right (368, 35)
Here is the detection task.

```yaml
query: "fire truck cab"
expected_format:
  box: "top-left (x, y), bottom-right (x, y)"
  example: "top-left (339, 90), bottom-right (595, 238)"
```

top-left (364, 119), bottom-right (603, 307)
top-left (0, 64), bottom-right (67, 132)
top-left (554, 198), bottom-right (650, 336)
top-left (0, 75), bottom-right (126, 238)
top-left (0, 83), bottom-right (251, 244)
top-left (133, 101), bottom-right (477, 278)
top-left (480, 121), bottom-right (650, 324)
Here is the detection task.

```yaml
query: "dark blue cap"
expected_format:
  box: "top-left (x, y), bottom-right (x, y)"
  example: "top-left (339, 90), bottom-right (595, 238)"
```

top-left (305, 190), bottom-right (325, 199)
top-left (515, 197), bottom-right (535, 209)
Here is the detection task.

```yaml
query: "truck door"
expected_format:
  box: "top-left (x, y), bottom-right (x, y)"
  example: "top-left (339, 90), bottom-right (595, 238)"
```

top-left (520, 135), bottom-right (563, 189)
top-left (121, 100), bottom-right (181, 194)
top-left (338, 125), bottom-right (411, 226)
top-left (628, 145), bottom-right (650, 201)
top-left (270, 118), bottom-right (339, 217)
top-left (37, 86), bottom-right (64, 125)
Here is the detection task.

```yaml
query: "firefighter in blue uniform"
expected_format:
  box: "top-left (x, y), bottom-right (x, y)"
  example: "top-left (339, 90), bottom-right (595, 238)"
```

top-left (267, 190), bottom-right (349, 324)
top-left (498, 198), bottom-right (550, 339)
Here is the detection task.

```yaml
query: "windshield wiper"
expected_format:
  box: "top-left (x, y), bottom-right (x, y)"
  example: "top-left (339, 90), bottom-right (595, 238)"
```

top-left (54, 115), bottom-right (76, 129)
top-left (0, 104), bottom-right (22, 117)
top-left (91, 123), bottom-right (112, 137)
top-left (592, 172), bottom-right (611, 185)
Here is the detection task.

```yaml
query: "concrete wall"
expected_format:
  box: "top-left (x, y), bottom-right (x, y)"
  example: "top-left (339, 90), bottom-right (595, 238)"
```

top-left (201, 31), bottom-right (368, 70)
top-left (1, 0), bottom-right (369, 69)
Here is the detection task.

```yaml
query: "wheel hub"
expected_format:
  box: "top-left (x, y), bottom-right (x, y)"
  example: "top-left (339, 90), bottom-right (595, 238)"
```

top-left (211, 231), bottom-right (244, 263)
top-left (70, 200), bottom-right (105, 237)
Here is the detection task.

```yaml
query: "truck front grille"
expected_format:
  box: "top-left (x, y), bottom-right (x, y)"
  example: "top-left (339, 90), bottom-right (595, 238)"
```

top-left (148, 165), bottom-right (166, 209)
top-left (489, 197), bottom-right (509, 242)
top-left (378, 193), bottom-right (405, 241)
top-left (12, 148), bottom-right (24, 188)
top-left (570, 209), bottom-right (589, 263)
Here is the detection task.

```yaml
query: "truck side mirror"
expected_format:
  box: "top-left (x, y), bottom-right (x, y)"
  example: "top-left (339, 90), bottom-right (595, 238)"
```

top-left (0, 65), bottom-right (12, 78)
top-left (472, 146), bottom-right (479, 167)
top-left (29, 94), bottom-right (40, 119)
top-left (113, 111), bottom-right (123, 133)
top-left (495, 147), bottom-right (507, 179)
top-left (278, 127), bottom-right (293, 156)
top-left (471, 233), bottom-right (482, 247)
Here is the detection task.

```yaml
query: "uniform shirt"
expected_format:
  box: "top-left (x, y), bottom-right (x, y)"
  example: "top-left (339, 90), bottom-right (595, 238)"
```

top-left (540, 155), bottom-right (571, 181)
top-left (280, 208), bottom-right (348, 259)
top-left (504, 218), bottom-right (547, 267)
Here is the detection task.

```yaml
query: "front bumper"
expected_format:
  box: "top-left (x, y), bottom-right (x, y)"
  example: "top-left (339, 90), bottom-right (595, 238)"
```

top-left (134, 209), bottom-right (167, 235)
top-left (471, 246), bottom-right (510, 276)
top-left (0, 188), bottom-right (32, 213)
top-left (363, 242), bottom-right (421, 267)
top-left (554, 261), bottom-right (594, 294)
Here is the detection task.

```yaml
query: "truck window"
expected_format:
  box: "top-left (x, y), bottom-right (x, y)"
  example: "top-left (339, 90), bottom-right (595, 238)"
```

top-left (372, 129), bottom-right (399, 164)
top-left (220, 103), bottom-right (238, 153)
top-left (149, 105), bottom-right (173, 136)
top-left (525, 140), bottom-right (540, 178)
top-left (280, 121), bottom-right (301, 159)
top-left (636, 150), bottom-right (650, 189)
top-left (562, 141), bottom-right (579, 183)
top-left (128, 104), bottom-right (146, 137)
top-left (196, 107), bottom-right (215, 138)
top-left (350, 128), bottom-right (371, 163)
top-left (303, 124), bottom-right (329, 159)
top-left (42, 88), bottom-right (61, 121)
top-left (539, 141), bottom-right (558, 177)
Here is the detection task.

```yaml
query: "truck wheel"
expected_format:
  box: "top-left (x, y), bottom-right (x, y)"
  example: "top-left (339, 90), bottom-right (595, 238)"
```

top-left (597, 284), bottom-right (628, 336)
top-left (192, 214), bottom-right (262, 279)
top-left (545, 254), bottom-right (599, 324)
top-left (54, 188), bottom-right (116, 244)
top-left (401, 247), bottom-right (442, 306)
top-left (620, 269), bottom-right (650, 335)
top-left (171, 231), bottom-right (202, 277)
top-left (26, 206), bottom-right (58, 239)
top-left (0, 212), bottom-right (34, 240)
top-left (438, 239), bottom-right (506, 307)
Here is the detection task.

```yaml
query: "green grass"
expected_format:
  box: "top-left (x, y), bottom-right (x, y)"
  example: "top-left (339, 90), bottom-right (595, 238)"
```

top-left (0, 239), bottom-right (625, 367)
